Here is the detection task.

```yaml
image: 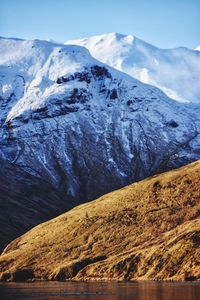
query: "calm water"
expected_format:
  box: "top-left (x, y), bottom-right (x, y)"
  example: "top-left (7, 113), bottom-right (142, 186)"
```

top-left (0, 281), bottom-right (199, 300)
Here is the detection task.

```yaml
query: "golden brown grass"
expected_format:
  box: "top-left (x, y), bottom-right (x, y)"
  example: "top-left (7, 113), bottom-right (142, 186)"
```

top-left (0, 161), bottom-right (200, 281)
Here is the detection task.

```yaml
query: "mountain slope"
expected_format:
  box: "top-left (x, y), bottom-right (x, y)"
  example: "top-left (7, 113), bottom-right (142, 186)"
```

top-left (65, 33), bottom-right (200, 103)
top-left (0, 37), bottom-right (200, 252)
top-left (0, 160), bottom-right (199, 282)
top-left (0, 159), bottom-right (74, 252)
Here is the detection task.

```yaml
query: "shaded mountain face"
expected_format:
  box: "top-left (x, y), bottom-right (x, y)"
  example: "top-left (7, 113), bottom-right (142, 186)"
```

top-left (0, 159), bottom-right (74, 252)
top-left (0, 37), bottom-right (200, 251)
top-left (0, 160), bottom-right (199, 282)
top-left (65, 32), bottom-right (200, 103)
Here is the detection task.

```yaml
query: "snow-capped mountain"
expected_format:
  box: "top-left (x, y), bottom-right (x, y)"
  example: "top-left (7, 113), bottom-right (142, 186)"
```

top-left (65, 33), bottom-right (200, 103)
top-left (1, 36), bottom-right (200, 249)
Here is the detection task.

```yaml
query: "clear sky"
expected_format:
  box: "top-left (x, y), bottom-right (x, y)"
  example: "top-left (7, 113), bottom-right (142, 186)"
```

top-left (0, 0), bottom-right (199, 49)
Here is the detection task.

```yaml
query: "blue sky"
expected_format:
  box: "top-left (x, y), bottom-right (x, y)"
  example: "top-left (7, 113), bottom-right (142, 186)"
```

top-left (0, 0), bottom-right (199, 49)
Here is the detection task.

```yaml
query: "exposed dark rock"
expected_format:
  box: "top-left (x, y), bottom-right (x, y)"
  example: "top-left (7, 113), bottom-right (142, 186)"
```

top-left (127, 100), bottom-right (133, 106)
top-left (91, 65), bottom-right (111, 79)
top-left (110, 89), bottom-right (118, 99)
top-left (167, 120), bottom-right (179, 128)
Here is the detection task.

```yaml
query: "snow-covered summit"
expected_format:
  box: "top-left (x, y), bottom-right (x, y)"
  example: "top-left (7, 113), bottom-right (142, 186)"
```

top-left (0, 36), bottom-right (175, 124)
top-left (65, 33), bottom-right (200, 103)
top-left (0, 36), bottom-right (199, 182)
top-left (0, 37), bottom-right (104, 121)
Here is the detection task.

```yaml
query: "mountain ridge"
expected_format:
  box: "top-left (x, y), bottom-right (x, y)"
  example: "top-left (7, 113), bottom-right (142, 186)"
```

top-left (65, 32), bottom-right (200, 103)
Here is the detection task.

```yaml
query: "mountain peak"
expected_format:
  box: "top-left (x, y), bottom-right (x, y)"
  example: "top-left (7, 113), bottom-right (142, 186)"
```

top-left (65, 33), bottom-right (200, 103)
top-left (65, 32), bottom-right (137, 47)
top-left (105, 32), bottom-right (136, 44)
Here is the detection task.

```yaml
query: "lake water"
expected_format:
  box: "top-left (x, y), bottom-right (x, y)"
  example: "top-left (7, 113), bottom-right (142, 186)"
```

top-left (0, 281), bottom-right (199, 300)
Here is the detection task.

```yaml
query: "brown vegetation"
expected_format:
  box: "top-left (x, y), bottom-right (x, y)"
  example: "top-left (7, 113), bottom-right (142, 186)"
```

top-left (0, 161), bottom-right (200, 281)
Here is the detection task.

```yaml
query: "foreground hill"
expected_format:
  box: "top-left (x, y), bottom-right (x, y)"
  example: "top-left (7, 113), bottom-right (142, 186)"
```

top-left (1, 36), bottom-right (200, 251)
top-left (65, 32), bottom-right (200, 103)
top-left (0, 160), bottom-right (199, 282)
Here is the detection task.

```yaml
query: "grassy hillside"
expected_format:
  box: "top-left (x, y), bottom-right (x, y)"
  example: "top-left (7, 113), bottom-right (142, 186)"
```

top-left (0, 161), bottom-right (200, 282)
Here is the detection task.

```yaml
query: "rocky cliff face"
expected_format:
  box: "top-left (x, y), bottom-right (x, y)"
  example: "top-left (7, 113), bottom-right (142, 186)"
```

top-left (0, 37), bottom-right (200, 250)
